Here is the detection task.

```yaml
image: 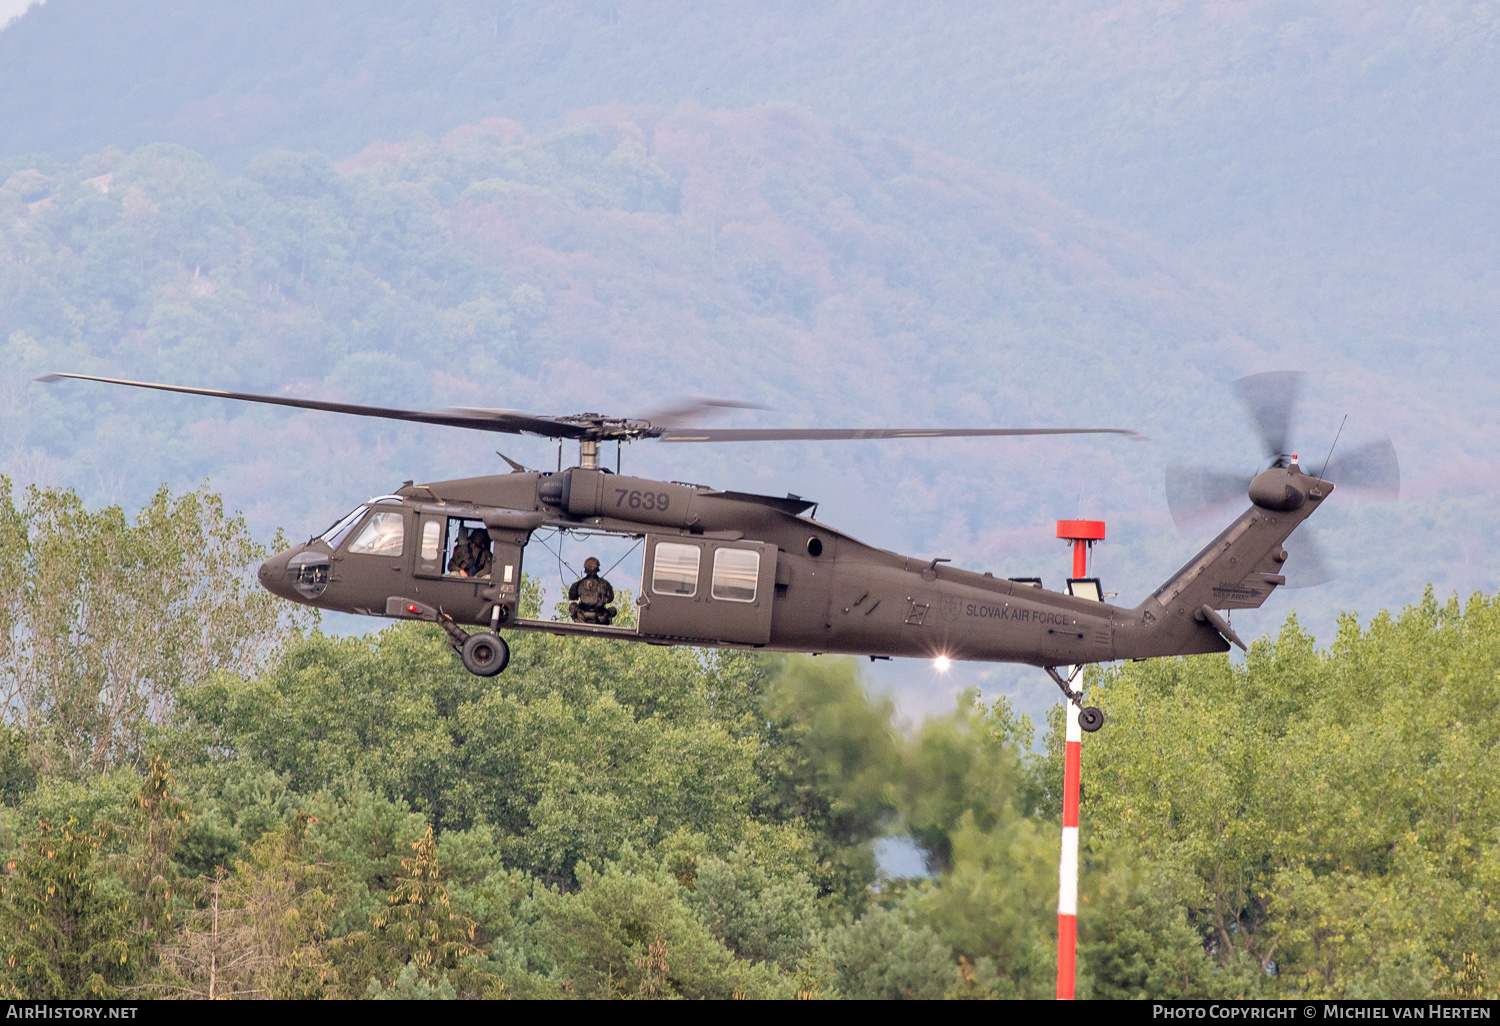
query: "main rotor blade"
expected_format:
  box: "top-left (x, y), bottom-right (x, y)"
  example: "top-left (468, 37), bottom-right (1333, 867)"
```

top-left (1282, 528), bottom-right (1334, 588)
top-left (434, 406), bottom-right (591, 437)
top-left (1164, 464), bottom-right (1252, 529)
top-left (1233, 371), bottom-right (1303, 460)
top-left (1322, 435), bottom-right (1400, 500)
top-left (37, 373), bottom-right (589, 440)
top-left (656, 426), bottom-right (1145, 442)
top-left (637, 398), bottom-right (766, 429)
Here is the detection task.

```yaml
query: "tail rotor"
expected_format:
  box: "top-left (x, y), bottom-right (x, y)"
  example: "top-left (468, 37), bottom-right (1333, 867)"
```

top-left (1165, 372), bottom-right (1399, 588)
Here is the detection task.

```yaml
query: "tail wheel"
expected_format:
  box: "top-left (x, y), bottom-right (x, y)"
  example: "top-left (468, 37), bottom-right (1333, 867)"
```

top-left (1078, 706), bottom-right (1105, 733)
top-left (460, 632), bottom-right (510, 677)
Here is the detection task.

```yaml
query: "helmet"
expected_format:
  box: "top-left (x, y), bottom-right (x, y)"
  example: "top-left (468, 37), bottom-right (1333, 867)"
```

top-left (584, 557), bottom-right (600, 573)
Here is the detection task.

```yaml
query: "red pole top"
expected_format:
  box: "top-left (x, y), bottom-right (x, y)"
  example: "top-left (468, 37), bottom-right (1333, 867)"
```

top-left (1055, 519), bottom-right (1106, 542)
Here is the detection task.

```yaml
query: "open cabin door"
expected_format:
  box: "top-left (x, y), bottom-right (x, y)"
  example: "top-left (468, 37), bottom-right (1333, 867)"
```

top-left (408, 509), bottom-right (525, 624)
top-left (638, 536), bottom-right (777, 646)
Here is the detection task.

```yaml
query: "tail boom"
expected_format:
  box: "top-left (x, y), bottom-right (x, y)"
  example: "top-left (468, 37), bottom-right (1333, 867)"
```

top-left (1114, 467), bottom-right (1333, 660)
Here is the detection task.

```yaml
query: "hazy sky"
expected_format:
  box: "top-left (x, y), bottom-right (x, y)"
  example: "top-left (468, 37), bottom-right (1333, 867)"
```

top-left (0, 0), bottom-right (37, 27)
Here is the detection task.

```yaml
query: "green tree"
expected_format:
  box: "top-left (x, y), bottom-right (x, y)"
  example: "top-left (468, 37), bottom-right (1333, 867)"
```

top-left (224, 815), bottom-right (341, 999)
top-left (0, 478), bottom-right (310, 777)
top-left (522, 858), bottom-right (785, 999)
top-left (1079, 593), bottom-right (1500, 998)
top-left (761, 656), bottom-right (902, 907)
top-left (898, 689), bottom-right (1037, 871)
top-left (122, 755), bottom-right (187, 948)
top-left (0, 817), bottom-right (134, 998)
top-left (185, 623), bottom-right (790, 888)
top-left (1074, 852), bottom-right (1216, 999)
top-left (353, 825), bottom-right (499, 999)
top-left (683, 849), bottom-right (819, 970)
top-left (821, 905), bottom-right (957, 1000)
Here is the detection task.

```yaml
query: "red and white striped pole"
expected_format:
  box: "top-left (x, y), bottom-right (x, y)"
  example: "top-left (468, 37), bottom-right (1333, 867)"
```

top-left (1054, 520), bottom-right (1103, 1000)
top-left (1057, 681), bottom-right (1082, 999)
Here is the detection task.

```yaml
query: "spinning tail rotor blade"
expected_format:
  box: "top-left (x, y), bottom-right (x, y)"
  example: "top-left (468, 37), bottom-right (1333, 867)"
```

top-left (1323, 435), bottom-right (1400, 500)
top-left (1281, 528), bottom-right (1334, 589)
top-left (1233, 371), bottom-right (1304, 460)
top-left (1166, 372), bottom-right (1398, 592)
top-left (1164, 464), bottom-right (1252, 529)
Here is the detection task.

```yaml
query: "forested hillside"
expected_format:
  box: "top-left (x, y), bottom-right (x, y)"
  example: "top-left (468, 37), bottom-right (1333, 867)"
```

top-left (0, 480), bottom-right (1494, 999)
top-left (3, 1), bottom-right (1496, 380)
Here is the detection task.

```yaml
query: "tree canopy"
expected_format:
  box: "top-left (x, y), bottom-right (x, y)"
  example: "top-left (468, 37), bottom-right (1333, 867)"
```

top-left (0, 481), bottom-right (1494, 999)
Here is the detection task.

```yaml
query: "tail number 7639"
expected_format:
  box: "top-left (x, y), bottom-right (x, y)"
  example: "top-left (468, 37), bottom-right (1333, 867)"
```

top-left (615, 489), bottom-right (670, 511)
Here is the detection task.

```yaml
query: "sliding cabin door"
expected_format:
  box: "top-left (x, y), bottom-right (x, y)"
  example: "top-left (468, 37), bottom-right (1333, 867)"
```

top-left (638, 536), bottom-right (776, 645)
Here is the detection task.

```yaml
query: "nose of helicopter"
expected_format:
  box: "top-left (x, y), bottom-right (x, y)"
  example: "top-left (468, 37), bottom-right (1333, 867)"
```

top-left (257, 548), bottom-right (297, 601)
top-left (257, 544), bottom-right (333, 603)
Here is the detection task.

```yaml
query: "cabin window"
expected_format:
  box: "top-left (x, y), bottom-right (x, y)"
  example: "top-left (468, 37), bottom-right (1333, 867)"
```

top-left (347, 511), bottom-right (405, 556)
top-left (420, 520), bottom-right (442, 562)
top-left (711, 548), bottom-right (759, 602)
top-left (319, 505), bottom-right (367, 549)
top-left (652, 542), bottom-right (700, 597)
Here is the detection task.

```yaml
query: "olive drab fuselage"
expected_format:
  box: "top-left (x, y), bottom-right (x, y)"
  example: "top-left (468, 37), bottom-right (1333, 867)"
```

top-left (37, 370), bottom-right (1348, 689)
top-left (257, 463), bottom-right (1336, 669)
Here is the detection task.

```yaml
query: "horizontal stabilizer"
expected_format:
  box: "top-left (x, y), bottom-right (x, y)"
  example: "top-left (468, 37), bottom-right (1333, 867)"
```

top-left (1196, 604), bottom-right (1247, 652)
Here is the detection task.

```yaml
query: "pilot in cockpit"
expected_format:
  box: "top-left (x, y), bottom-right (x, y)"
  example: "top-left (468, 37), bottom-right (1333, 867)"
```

top-left (447, 527), bottom-right (494, 578)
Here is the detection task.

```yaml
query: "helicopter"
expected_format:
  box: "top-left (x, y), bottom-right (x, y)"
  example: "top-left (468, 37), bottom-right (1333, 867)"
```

top-left (40, 370), bottom-right (1388, 732)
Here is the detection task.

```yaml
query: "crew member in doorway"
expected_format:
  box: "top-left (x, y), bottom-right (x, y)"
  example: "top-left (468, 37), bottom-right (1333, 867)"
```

top-left (448, 527), bottom-right (494, 578)
top-left (569, 557), bottom-right (616, 624)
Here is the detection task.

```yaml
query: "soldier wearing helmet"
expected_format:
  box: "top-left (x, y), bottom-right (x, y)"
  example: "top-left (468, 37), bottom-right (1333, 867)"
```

top-left (568, 556), bottom-right (616, 624)
top-left (448, 526), bottom-right (494, 578)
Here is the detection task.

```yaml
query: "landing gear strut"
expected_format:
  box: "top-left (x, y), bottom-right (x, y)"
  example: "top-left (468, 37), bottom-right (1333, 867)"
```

top-left (1044, 666), bottom-right (1105, 733)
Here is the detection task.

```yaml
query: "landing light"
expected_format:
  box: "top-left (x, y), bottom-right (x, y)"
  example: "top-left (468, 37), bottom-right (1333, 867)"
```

top-left (933, 655), bottom-right (951, 673)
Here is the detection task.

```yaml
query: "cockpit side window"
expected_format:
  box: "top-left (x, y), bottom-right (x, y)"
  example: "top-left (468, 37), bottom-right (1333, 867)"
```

top-left (320, 506), bottom-right (367, 549)
top-left (347, 511), bottom-right (406, 556)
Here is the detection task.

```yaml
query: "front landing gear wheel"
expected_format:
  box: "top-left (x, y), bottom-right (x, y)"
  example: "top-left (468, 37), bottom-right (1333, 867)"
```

top-left (461, 632), bottom-right (509, 677)
top-left (1078, 706), bottom-right (1105, 733)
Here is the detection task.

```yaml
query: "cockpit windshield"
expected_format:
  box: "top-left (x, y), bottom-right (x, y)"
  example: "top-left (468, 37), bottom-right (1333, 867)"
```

top-left (318, 505), bottom-right (367, 549)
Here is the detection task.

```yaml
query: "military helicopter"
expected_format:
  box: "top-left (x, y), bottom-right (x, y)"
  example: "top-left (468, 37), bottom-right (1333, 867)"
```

top-left (41, 371), bottom-right (1389, 732)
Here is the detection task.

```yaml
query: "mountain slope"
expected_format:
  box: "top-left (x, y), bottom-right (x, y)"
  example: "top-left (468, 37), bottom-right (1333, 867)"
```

top-left (4, 0), bottom-right (1497, 384)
